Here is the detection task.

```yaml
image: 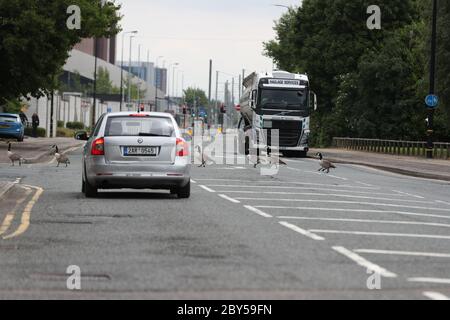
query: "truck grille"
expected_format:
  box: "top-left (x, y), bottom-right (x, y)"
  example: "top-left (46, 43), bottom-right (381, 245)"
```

top-left (266, 120), bottom-right (302, 147)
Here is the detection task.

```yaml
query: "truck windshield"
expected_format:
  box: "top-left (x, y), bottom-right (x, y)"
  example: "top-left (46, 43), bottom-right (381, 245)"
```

top-left (260, 89), bottom-right (308, 111)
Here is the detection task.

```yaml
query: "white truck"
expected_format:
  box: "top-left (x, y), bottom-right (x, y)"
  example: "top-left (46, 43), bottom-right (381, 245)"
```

top-left (238, 70), bottom-right (317, 157)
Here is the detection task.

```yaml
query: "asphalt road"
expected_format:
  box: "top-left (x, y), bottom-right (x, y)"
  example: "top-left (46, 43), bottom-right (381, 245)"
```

top-left (1, 146), bottom-right (450, 300)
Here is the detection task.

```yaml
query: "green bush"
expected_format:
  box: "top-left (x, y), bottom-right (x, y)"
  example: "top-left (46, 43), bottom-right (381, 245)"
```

top-left (57, 127), bottom-right (75, 137)
top-left (25, 127), bottom-right (46, 137)
top-left (57, 121), bottom-right (64, 128)
top-left (66, 121), bottom-right (85, 130)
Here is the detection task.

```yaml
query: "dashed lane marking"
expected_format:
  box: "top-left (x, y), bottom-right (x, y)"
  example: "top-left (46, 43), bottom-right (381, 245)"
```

top-left (423, 292), bottom-right (450, 300)
top-left (354, 249), bottom-right (450, 258)
top-left (3, 186), bottom-right (44, 240)
top-left (409, 278), bottom-right (450, 285)
top-left (276, 216), bottom-right (450, 229)
top-left (190, 179), bottom-right (197, 184)
top-left (392, 190), bottom-right (424, 199)
top-left (194, 180), bottom-right (378, 190)
top-left (235, 198), bottom-right (450, 213)
top-left (310, 229), bottom-right (450, 241)
top-left (332, 246), bottom-right (397, 278)
top-left (244, 206), bottom-right (273, 218)
top-left (436, 200), bottom-right (450, 206)
top-left (212, 187), bottom-right (408, 198)
top-left (279, 221), bottom-right (325, 241)
top-left (255, 206), bottom-right (450, 220)
top-left (218, 194), bottom-right (241, 204)
top-left (221, 192), bottom-right (434, 204)
top-left (199, 185), bottom-right (216, 193)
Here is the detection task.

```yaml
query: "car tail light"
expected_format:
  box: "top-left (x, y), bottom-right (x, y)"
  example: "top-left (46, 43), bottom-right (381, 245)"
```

top-left (91, 137), bottom-right (105, 156)
top-left (176, 138), bottom-right (189, 157)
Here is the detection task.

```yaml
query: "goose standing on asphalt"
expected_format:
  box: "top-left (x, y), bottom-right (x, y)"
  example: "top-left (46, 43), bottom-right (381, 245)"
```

top-left (317, 152), bottom-right (336, 173)
top-left (7, 142), bottom-right (24, 166)
top-left (52, 145), bottom-right (70, 167)
top-left (195, 145), bottom-right (214, 168)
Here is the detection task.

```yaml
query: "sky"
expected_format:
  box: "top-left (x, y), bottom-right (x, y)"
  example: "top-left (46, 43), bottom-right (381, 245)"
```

top-left (116, 0), bottom-right (302, 98)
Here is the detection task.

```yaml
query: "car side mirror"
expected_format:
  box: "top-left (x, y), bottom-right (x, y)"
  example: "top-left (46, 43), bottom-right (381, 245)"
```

top-left (310, 91), bottom-right (318, 111)
top-left (75, 131), bottom-right (89, 141)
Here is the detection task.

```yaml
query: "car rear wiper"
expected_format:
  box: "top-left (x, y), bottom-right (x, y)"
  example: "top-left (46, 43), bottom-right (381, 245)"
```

top-left (138, 132), bottom-right (171, 137)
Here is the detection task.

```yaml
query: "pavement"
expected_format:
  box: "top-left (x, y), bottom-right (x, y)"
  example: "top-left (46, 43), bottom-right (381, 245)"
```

top-left (0, 145), bottom-right (450, 300)
top-left (312, 148), bottom-right (450, 182)
top-left (0, 137), bottom-right (84, 165)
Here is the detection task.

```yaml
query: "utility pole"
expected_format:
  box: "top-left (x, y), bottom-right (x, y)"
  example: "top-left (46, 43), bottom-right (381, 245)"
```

top-left (128, 35), bottom-right (135, 105)
top-left (92, 38), bottom-right (98, 128)
top-left (215, 71), bottom-right (219, 126)
top-left (137, 44), bottom-right (141, 112)
top-left (238, 74), bottom-right (242, 101)
top-left (426, 0), bottom-right (438, 159)
top-left (208, 59), bottom-right (212, 103)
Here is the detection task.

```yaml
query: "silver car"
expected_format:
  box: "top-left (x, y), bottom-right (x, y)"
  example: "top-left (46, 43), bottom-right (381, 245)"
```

top-left (75, 112), bottom-right (191, 198)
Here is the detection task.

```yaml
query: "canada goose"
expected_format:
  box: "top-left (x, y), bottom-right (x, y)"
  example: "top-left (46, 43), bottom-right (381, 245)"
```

top-left (316, 152), bottom-right (336, 173)
top-left (195, 145), bottom-right (209, 168)
top-left (52, 145), bottom-right (70, 167)
top-left (7, 142), bottom-right (24, 166)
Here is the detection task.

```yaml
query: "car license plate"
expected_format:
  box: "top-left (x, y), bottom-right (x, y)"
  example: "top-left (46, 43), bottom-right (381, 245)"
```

top-left (124, 146), bottom-right (158, 156)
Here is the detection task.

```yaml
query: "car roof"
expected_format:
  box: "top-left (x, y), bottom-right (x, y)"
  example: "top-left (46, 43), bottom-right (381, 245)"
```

top-left (105, 112), bottom-right (173, 118)
top-left (0, 113), bottom-right (19, 117)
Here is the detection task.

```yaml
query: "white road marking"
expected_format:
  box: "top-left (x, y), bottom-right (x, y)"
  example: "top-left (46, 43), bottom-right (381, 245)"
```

top-left (409, 278), bottom-right (450, 285)
top-left (392, 190), bottom-right (424, 199)
top-left (235, 198), bottom-right (450, 213)
top-left (195, 180), bottom-right (378, 190)
top-left (311, 229), bottom-right (450, 240)
top-left (222, 192), bottom-right (434, 204)
top-left (279, 221), bottom-right (325, 241)
top-left (190, 179), bottom-right (197, 184)
top-left (256, 206), bottom-right (450, 220)
top-left (199, 185), bottom-right (216, 193)
top-left (332, 246), bottom-right (397, 278)
top-left (286, 167), bottom-right (348, 181)
top-left (354, 249), bottom-right (450, 258)
top-left (254, 206), bottom-right (450, 219)
top-left (244, 205), bottom-right (273, 218)
top-left (214, 187), bottom-right (409, 197)
top-left (423, 292), bottom-right (450, 300)
top-left (436, 200), bottom-right (450, 206)
top-left (355, 181), bottom-right (374, 187)
top-left (218, 194), bottom-right (241, 204)
top-left (276, 216), bottom-right (450, 229)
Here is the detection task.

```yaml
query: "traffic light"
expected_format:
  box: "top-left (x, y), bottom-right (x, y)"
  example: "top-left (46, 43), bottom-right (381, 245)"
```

top-left (220, 104), bottom-right (226, 114)
top-left (183, 106), bottom-right (187, 115)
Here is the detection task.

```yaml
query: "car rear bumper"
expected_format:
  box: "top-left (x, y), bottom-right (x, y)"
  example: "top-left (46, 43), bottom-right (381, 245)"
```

top-left (0, 131), bottom-right (23, 139)
top-left (85, 157), bottom-right (191, 190)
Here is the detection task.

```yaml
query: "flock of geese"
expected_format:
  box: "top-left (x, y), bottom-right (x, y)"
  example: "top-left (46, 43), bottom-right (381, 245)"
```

top-left (6, 141), bottom-right (336, 173)
top-left (194, 145), bottom-right (336, 173)
top-left (5, 142), bottom-right (70, 167)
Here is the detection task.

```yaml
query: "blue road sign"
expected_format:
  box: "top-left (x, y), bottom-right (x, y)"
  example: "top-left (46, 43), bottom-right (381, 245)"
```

top-left (425, 95), bottom-right (439, 108)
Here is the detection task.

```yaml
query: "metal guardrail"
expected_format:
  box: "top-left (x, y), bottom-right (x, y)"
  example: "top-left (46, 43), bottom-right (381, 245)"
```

top-left (333, 137), bottom-right (450, 160)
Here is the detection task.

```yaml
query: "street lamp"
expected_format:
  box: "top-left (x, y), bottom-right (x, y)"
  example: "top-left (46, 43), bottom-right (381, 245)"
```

top-left (128, 35), bottom-right (136, 105)
top-left (120, 30), bottom-right (138, 111)
top-left (168, 62), bottom-right (179, 105)
top-left (172, 63), bottom-right (179, 98)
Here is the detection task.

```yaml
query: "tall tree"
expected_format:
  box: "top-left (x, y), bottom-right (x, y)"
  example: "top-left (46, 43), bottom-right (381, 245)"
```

top-left (0, 0), bottom-right (121, 104)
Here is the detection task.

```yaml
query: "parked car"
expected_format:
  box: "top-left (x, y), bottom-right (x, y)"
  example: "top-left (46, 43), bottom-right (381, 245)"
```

top-left (75, 112), bottom-right (191, 198)
top-left (0, 113), bottom-right (25, 142)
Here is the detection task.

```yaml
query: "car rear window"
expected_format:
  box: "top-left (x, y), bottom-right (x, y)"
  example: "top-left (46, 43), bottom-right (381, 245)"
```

top-left (0, 115), bottom-right (19, 123)
top-left (105, 116), bottom-right (175, 137)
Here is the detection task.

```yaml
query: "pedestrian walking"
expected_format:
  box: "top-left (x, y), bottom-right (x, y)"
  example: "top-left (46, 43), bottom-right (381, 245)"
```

top-left (19, 111), bottom-right (28, 126)
top-left (31, 113), bottom-right (40, 138)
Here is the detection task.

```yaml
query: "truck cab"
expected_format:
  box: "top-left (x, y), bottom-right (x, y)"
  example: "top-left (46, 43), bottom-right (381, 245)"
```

top-left (238, 71), bottom-right (316, 157)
